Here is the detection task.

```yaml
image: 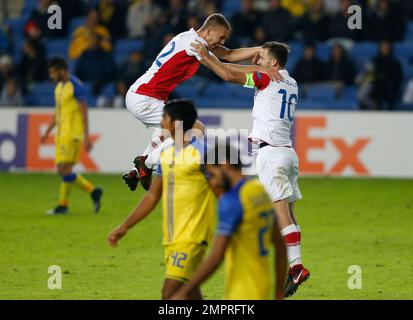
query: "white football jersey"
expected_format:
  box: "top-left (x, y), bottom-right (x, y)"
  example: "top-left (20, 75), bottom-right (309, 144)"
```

top-left (246, 70), bottom-right (298, 147)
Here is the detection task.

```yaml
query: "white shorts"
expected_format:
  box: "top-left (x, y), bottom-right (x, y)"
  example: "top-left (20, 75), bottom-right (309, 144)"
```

top-left (256, 146), bottom-right (302, 203)
top-left (125, 90), bottom-right (165, 128)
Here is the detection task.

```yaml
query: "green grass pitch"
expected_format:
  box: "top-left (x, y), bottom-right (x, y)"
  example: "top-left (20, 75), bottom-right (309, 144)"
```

top-left (1, 172), bottom-right (412, 300)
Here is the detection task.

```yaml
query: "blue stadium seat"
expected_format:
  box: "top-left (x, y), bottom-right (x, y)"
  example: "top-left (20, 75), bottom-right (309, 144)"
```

top-left (350, 42), bottom-right (377, 69)
top-left (316, 43), bottom-right (330, 61)
top-left (114, 39), bottom-right (144, 64)
top-left (224, 82), bottom-right (254, 99)
top-left (68, 17), bottom-right (86, 35)
top-left (115, 39), bottom-right (144, 55)
top-left (203, 82), bottom-right (231, 99)
top-left (26, 82), bottom-right (55, 106)
top-left (304, 84), bottom-right (336, 101)
top-left (394, 42), bottom-right (413, 60)
top-left (341, 86), bottom-right (357, 100)
top-left (299, 99), bottom-right (358, 110)
top-left (197, 97), bottom-right (250, 109)
top-left (22, 0), bottom-right (38, 15)
top-left (46, 39), bottom-right (69, 58)
top-left (288, 41), bottom-right (304, 57)
top-left (174, 83), bottom-right (199, 99)
top-left (100, 83), bottom-right (116, 99)
top-left (221, 0), bottom-right (241, 17)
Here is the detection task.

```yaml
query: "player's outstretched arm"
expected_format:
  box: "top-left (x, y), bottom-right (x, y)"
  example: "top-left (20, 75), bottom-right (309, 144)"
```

top-left (192, 41), bottom-right (281, 83)
top-left (170, 235), bottom-right (230, 300)
top-left (273, 219), bottom-right (288, 300)
top-left (107, 176), bottom-right (163, 247)
top-left (212, 45), bottom-right (261, 63)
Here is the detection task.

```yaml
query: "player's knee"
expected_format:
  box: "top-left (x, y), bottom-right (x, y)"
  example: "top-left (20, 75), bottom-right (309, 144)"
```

top-left (57, 164), bottom-right (72, 176)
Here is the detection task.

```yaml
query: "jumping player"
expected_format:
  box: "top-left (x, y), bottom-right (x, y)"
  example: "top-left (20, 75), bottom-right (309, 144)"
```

top-left (191, 41), bottom-right (310, 297)
top-left (41, 58), bottom-right (103, 215)
top-left (123, 13), bottom-right (281, 191)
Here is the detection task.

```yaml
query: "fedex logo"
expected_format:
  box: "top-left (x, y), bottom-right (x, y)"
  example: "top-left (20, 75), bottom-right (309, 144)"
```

top-left (295, 116), bottom-right (370, 175)
top-left (0, 114), bottom-right (99, 171)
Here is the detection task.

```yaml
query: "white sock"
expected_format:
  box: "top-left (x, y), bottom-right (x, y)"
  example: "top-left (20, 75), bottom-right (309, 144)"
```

top-left (280, 224), bottom-right (302, 266)
top-left (145, 137), bottom-right (174, 169)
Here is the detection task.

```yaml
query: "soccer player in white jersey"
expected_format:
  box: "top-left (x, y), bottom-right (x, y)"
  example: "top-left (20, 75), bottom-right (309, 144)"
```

top-left (191, 41), bottom-right (310, 297)
top-left (122, 13), bottom-right (281, 191)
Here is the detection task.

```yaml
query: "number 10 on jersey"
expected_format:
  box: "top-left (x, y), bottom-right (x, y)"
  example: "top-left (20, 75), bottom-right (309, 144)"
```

top-left (278, 89), bottom-right (297, 122)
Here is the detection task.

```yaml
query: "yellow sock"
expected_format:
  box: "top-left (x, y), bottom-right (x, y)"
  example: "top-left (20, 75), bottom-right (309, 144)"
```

top-left (74, 174), bottom-right (95, 193)
top-left (59, 182), bottom-right (72, 207)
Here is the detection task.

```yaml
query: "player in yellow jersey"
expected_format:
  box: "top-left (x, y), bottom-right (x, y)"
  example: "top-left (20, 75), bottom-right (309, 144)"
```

top-left (107, 99), bottom-right (217, 299)
top-left (172, 143), bottom-right (287, 300)
top-left (41, 58), bottom-right (103, 215)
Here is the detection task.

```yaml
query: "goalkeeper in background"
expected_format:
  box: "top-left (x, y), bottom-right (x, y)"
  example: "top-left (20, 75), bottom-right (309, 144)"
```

top-left (41, 57), bottom-right (103, 215)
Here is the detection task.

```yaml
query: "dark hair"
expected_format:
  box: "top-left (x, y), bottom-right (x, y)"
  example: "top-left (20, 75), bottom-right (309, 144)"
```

top-left (163, 99), bottom-right (198, 132)
top-left (205, 142), bottom-right (243, 169)
top-left (262, 41), bottom-right (290, 68)
top-left (202, 13), bottom-right (232, 31)
top-left (48, 57), bottom-right (68, 70)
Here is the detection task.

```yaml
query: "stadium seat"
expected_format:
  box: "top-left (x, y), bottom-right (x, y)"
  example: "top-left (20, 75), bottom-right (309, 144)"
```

top-left (25, 82), bottom-right (55, 106)
top-left (304, 84), bottom-right (337, 101)
top-left (46, 39), bottom-right (69, 58)
top-left (341, 86), bottom-right (357, 100)
top-left (100, 83), bottom-right (116, 99)
top-left (203, 82), bottom-right (232, 99)
top-left (114, 39), bottom-right (144, 64)
top-left (394, 42), bottom-right (413, 59)
top-left (350, 42), bottom-right (377, 69)
top-left (68, 17), bottom-right (86, 35)
top-left (197, 97), bottom-right (250, 109)
top-left (299, 99), bottom-right (358, 110)
top-left (174, 82), bottom-right (200, 99)
top-left (316, 43), bottom-right (331, 61)
top-left (221, 0), bottom-right (241, 17)
top-left (22, 0), bottom-right (38, 15)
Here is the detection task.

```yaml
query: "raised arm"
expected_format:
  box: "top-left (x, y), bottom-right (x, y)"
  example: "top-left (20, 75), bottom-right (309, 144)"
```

top-left (193, 41), bottom-right (282, 83)
top-left (212, 45), bottom-right (261, 63)
top-left (107, 176), bottom-right (163, 247)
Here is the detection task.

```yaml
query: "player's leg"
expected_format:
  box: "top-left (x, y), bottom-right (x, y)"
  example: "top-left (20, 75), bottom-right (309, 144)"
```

top-left (49, 140), bottom-right (102, 214)
top-left (67, 139), bottom-right (103, 212)
top-left (256, 146), bottom-right (309, 296)
top-left (282, 150), bottom-right (309, 297)
top-left (162, 278), bottom-right (184, 300)
top-left (163, 243), bottom-right (206, 300)
top-left (124, 92), bottom-right (166, 190)
top-left (47, 162), bottom-right (73, 215)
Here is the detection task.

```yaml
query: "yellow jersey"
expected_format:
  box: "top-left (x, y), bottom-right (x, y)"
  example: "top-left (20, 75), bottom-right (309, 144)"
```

top-left (54, 76), bottom-right (86, 143)
top-left (155, 140), bottom-right (216, 246)
top-left (217, 178), bottom-right (274, 300)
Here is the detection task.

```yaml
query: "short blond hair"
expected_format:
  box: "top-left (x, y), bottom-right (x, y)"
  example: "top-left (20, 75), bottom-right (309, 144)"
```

top-left (202, 13), bottom-right (232, 31)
